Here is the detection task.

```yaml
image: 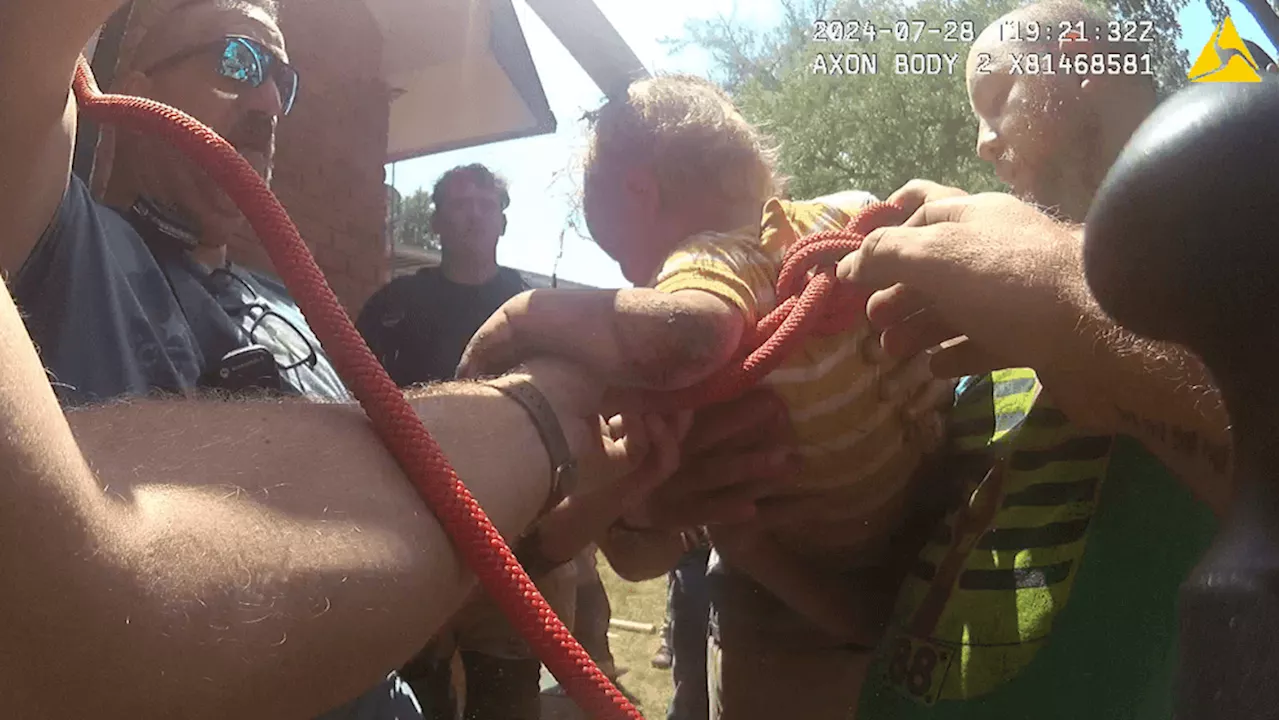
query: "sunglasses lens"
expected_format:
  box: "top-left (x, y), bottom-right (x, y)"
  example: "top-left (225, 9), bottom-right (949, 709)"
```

top-left (221, 37), bottom-right (298, 115)
top-left (220, 38), bottom-right (265, 86)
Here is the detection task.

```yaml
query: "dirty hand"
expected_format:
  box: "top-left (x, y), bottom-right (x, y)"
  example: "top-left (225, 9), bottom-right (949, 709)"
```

top-left (838, 179), bottom-right (1091, 381)
top-left (457, 292), bottom-right (533, 379)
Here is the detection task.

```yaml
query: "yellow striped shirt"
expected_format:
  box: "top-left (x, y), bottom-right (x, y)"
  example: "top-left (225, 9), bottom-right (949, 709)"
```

top-left (652, 192), bottom-right (923, 561)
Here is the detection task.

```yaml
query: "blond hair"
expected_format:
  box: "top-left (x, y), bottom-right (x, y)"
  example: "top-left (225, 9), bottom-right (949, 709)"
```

top-left (585, 74), bottom-right (784, 211)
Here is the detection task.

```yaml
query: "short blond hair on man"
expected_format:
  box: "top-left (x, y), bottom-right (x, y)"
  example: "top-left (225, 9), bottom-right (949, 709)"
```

top-left (585, 74), bottom-right (785, 211)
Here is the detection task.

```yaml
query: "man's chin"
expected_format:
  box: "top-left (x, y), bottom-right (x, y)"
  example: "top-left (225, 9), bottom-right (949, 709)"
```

top-left (1005, 172), bottom-right (1048, 207)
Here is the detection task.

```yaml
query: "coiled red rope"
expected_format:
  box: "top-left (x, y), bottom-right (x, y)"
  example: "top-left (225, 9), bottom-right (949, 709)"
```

top-left (640, 203), bottom-right (903, 413)
top-left (71, 56), bottom-right (900, 719)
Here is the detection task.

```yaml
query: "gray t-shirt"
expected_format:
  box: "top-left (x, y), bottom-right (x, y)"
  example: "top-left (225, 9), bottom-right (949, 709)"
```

top-left (12, 175), bottom-right (421, 719)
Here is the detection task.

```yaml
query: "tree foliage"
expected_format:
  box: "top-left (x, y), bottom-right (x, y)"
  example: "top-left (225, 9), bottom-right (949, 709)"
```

top-left (387, 186), bottom-right (440, 251)
top-left (669, 0), bottom-right (1199, 201)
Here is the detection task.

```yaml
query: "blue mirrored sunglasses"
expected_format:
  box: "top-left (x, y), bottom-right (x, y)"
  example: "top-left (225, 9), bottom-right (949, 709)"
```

top-left (143, 35), bottom-right (299, 115)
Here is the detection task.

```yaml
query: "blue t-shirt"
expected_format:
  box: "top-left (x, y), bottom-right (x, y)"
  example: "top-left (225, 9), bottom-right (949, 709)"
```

top-left (15, 176), bottom-right (351, 405)
top-left (13, 175), bottom-right (422, 719)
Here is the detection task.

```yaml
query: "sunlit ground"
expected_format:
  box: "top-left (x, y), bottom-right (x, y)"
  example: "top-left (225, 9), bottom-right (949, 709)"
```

top-left (541, 554), bottom-right (673, 719)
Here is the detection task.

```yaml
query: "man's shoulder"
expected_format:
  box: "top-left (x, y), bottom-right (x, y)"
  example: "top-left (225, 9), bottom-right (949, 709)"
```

top-left (366, 271), bottom-right (433, 307)
top-left (496, 266), bottom-right (529, 291)
top-left (13, 175), bottom-right (202, 404)
top-left (15, 175), bottom-right (164, 299)
top-left (21, 175), bottom-right (136, 267)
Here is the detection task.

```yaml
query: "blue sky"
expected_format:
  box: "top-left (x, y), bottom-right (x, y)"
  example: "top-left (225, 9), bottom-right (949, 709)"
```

top-left (386, 0), bottom-right (1277, 289)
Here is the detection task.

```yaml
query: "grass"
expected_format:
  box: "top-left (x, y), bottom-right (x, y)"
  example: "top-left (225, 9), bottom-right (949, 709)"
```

top-left (542, 553), bottom-right (673, 720)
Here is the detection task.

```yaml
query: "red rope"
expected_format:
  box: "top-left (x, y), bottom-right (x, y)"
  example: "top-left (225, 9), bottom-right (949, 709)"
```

top-left (71, 57), bottom-right (899, 719)
top-left (639, 203), bottom-right (903, 414)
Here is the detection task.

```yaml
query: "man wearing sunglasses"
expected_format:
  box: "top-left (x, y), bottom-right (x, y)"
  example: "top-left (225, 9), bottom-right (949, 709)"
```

top-left (108, 23), bottom-right (339, 398)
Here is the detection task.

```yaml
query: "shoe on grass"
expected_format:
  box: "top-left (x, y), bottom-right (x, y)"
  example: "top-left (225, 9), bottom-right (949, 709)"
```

top-left (650, 644), bottom-right (673, 670)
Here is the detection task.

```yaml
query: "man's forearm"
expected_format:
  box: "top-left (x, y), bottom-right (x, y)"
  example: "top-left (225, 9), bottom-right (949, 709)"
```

top-left (3, 265), bottom-right (561, 718)
top-left (1040, 284), bottom-right (1232, 514)
top-left (62, 388), bottom-right (554, 718)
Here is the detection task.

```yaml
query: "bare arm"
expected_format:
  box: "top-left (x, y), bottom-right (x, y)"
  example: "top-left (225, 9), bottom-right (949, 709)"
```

top-left (0, 278), bottom-right (601, 717)
top-left (460, 288), bottom-right (744, 390)
top-left (0, 1), bottom-right (124, 274)
top-left (1036, 288), bottom-right (1232, 512)
top-left (975, 224), bottom-right (1231, 510)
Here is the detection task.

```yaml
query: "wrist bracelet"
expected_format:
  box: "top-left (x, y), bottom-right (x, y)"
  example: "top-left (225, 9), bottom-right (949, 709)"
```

top-left (486, 376), bottom-right (578, 517)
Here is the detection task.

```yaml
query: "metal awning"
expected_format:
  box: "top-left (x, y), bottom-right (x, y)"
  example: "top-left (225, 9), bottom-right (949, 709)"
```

top-left (367, 0), bottom-right (558, 162)
top-left (367, 0), bottom-right (648, 163)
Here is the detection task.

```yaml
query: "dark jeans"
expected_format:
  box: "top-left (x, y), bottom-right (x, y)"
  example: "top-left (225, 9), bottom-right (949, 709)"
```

top-left (401, 640), bottom-right (453, 720)
top-left (316, 674), bottom-right (425, 720)
top-left (668, 546), bottom-right (712, 720)
top-left (401, 648), bottom-right (541, 720)
top-left (576, 574), bottom-right (617, 670)
top-left (460, 652), bottom-right (542, 720)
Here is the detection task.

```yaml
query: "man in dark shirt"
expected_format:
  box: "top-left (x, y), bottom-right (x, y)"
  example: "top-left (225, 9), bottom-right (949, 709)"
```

top-left (11, 0), bottom-right (416, 716)
top-left (359, 164), bottom-right (528, 386)
top-left (361, 165), bottom-right (549, 719)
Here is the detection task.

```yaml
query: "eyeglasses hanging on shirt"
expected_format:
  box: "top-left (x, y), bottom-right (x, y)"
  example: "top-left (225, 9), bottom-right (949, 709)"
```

top-left (124, 195), bottom-right (313, 396)
top-left (205, 266), bottom-right (318, 372)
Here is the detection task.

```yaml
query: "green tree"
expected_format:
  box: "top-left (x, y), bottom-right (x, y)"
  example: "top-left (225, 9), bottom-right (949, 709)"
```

top-left (388, 187), bottom-right (440, 251)
top-left (670, 0), bottom-right (1198, 201)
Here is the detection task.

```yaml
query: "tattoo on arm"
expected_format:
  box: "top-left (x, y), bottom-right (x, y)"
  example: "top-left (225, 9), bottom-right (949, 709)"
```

top-left (1114, 405), bottom-right (1231, 475)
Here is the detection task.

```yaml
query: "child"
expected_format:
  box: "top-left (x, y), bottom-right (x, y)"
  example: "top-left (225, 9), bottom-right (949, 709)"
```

top-left (458, 75), bottom-right (937, 715)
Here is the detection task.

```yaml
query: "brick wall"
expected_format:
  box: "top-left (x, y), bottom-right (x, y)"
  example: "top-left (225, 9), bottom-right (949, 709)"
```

top-left (96, 0), bottom-right (393, 314)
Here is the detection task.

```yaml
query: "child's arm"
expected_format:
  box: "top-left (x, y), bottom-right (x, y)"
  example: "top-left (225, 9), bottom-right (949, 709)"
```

top-left (711, 525), bottom-right (892, 647)
top-left (457, 288), bottom-right (745, 390)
